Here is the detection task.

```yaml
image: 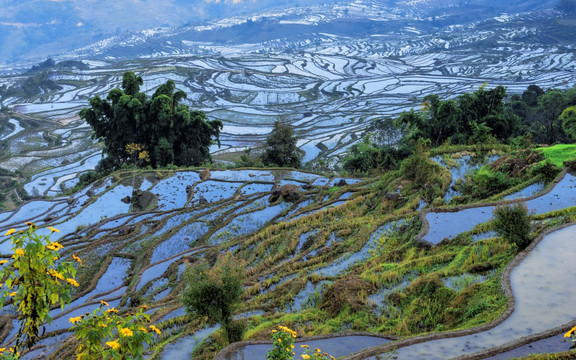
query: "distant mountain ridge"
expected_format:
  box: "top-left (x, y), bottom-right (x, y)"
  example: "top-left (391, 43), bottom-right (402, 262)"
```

top-left (0, 0), bottom-right (559, 66)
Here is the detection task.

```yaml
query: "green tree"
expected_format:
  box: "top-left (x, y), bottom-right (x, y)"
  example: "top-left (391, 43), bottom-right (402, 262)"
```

top-left (181, 253), bottom-right (245, 344)
top-left (80, 71), bottom-right (222, 170)
top-left (397, 85), bottom-right (516, 146)
top-left (262, 121), bottom-right (304, 168)
top-left (560, 105), bottom-right (576, 140)
top-left (492, 203), bottom-right (532, 250)
top-left (0, 224), bottom-right (80, 352)
top-left (537, 90), bottom-right (567, 144)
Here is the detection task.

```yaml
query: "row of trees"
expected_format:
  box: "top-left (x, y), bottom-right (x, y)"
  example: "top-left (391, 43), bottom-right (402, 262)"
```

top-left (344, 83), bottom-right (576, 174)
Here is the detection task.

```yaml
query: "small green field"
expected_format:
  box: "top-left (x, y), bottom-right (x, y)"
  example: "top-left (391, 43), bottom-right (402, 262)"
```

top-left (537, 144), bottom-right (576, 168)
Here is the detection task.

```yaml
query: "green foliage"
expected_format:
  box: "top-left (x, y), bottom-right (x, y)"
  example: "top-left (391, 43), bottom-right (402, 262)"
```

top-left (0, 224), bottom-right (79, 351)
top-left (492, 203), bottom-right (532, 250)
top-left (510, 85), bottom-right (576, 144)
top-left (342, 134), bottom-right (411, 174)
top-left (267, 326), bottom-right (296, 360)
top-left (537, 144), bottom-right (576, 168)
top-left (458, 167), bottom-right (518, 201)
top-left (266, 326), bottom-right (334, 360)
top-left (262, 122), bottom-right (304, 168)
top-left (398, 85), bottom-right (516, 146)
top-left (70, 303), bottom-right (160, 360)
top-left (80, 71), bottom-right (222, 169)
top-left (560, 105), bottom-right (576, 140)
top-left (181, 253), bottom-right (245, 344)
top-left (528, 161), bottom-right (561, 182)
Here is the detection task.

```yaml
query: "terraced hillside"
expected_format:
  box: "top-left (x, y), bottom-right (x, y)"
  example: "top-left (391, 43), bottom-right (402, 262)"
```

top-left (1, 147), bottom-right (576, 359)
top-left (2, 2), bottom-right (576, 191)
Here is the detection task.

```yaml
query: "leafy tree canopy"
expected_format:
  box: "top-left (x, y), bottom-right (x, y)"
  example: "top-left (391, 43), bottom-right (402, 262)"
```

top-left (261, 121), bottom-right (304, 168)
top-left (397, 85), bottom-right (517, 147)
top-left (80, 71), bottom-right (222, 170)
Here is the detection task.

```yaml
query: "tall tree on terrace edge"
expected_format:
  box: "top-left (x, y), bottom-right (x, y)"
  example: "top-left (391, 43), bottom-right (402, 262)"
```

top-left (80, 71), bottom-right (222, 170)
top-left (261, 121), bottom-right (304, 168)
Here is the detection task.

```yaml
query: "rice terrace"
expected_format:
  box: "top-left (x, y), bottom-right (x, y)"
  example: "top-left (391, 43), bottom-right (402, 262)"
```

top-left (2, 0), bottom-right (576, 359)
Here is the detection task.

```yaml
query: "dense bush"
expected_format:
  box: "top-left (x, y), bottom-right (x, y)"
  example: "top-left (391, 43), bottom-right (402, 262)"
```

top-left (343, 136), bottom-right (411, 174)
top-left (528, 161), bottom-right (561, 182)
top-left (181, 253), bottom-right (245, 344)
top-left (458, 167), bottom-right (518, 200)
top-left (492, 203), bottom-right (532, 250)
top-left (261, 121), bottom-right (303, 168)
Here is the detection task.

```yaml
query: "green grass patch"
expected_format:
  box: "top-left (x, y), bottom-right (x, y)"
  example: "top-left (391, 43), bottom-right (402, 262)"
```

top-left (537, 144), bottom-right (576, 167)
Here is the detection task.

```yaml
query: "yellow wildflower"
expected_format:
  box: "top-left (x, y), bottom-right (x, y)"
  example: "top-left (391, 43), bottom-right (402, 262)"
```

top-left (315, 348), bottom-right (321, 353)
top-left (0, 260), bottom-right (8, 265)
top-left (73, 254), bottom-right (82, 265)
top-left (4, 229), bottom-right (15, 236)
top-left (149, 325), bottom-right (161, 335)
top-left (100, 300), bottom-right (109, 307)
top-left (66, 278), bottom-right (80, 287)
top-left (105, 308), bottom-right (118, 314)
top-left (25, 222), bottom-right (33, 226)
top-left (564, 325), bottom-right (576, 338)
top-left (69, 316), bottom-right (82, 324)
top-left (48, 226), bottom-right (60, 233)
top-left (105, 340), bottom-right (120, 351)
top-left (140, 305), bottom-right (148, 310)
top-left (301, 344), bottom-right (309, 349)
top-left (302, 355), bottom-right (310, 360)
top-left (277, 338), bottom-right (281, 343)
top-left (9, 292), bottom-right (16, 297)
top-left (46, 242), bottom-right (64, 251)
top-left (14, 249), bottom-right (24, 257)
top-left (119, 328), bottom-right (133, 337)
top-left (48, 269), bottom-right (64, 280)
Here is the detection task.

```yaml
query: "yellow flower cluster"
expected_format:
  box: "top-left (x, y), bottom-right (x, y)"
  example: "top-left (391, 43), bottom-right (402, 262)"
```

top-left (149, 325), bottom-right (161, 335)
top-left (105, 340), bottom-right (120, 350)
top-left (46, 241), bottom-right (64, 251)
top-left (4, 229), bottom-right (15, 237)
top-left (277, 325), bottom-right (297, 338)
top-left (66, 278), bottom-right (80, 287)
top-left (0, 347), bottom-right (19, 356)
top-left (119, 327), bottom-right (133, 337)
top-left (48, 269), bottom-right (65, 280)
top-left (69, 316), bottom-right (82, 324)
top-left (73, 254), bottom-right (82, 265)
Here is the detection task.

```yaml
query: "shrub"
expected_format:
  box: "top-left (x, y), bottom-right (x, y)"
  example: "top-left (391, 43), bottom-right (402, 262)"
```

top-left (459, 167), bottom-right (517, 200)
top-left (0, 224), bottom-right (80, 351)
top-left (262, 122), bottom-right (304, 168)
top-left (70, 303), bottom-right (160, 360)
top-left (181, 252), bottom-right (245, 344)
top-left (492, 203), bottom-right (532, 250)
top-left (529, 161), bottom-right (561, 182)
